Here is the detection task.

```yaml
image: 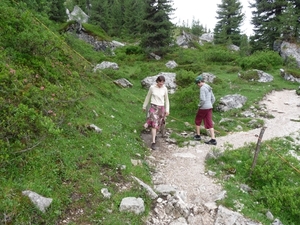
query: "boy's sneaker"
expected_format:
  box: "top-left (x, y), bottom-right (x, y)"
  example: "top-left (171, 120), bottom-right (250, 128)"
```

top-left (204, 139), bottom-right (217, 145)
top-left (193, 135), bottom-right (201, 141)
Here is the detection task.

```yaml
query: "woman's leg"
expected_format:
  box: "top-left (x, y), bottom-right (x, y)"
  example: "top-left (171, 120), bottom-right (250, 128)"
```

top-left (151, 128), bottom-right (157, 143)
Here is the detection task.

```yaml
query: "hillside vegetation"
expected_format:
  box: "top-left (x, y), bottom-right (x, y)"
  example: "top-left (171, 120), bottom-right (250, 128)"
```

top-left (1, 3), bottom-right (300, 225)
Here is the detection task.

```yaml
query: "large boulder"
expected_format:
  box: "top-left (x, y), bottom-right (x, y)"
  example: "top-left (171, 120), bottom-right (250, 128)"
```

top-left (67, 5), bottom-right (89, 24)
top-left (93, 61), bottom-right (119, 71)
top-left (199, 33), bottom-right (214, 45)
top-left (280, 68), bottom-right (300, 83)
top-left (119, 197), bottom-right (145, 215)
top-left (217, 94), bottom-right (247, 112)
top-left (277, 41), bottom-right (300, 68)
top-left (176, 31), bottom-right (193, 48)
top-left (198, 72), bottom-right (216, 83)
top-left (228, 44), bottom-right (240, 51)
top-left (254, 70), bottom-right (274, 82)
top-left (65, 22), bottom-right (125, 53)
top-left (238, 70), bottom-right (274, 83)
top-left (141, 72), bottom-right (177, 94)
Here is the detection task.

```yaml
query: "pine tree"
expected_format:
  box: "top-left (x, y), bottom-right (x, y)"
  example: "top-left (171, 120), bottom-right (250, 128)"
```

top-left (191, 19), bottom-right (205, 36)
top-left (139, 0), bottom-right (174, 56)
top-left (249, 0), bottom-right (292, 51)
top-left (49, 0), bottom-right (67, 22)
top-left (109, 0), bottom-right (124, 36)
top-left (214, 0), bottom-right (244, 46)
top-left (239, 34), bottom-right (251, 57)
top-left (278, 2), bottom-right (300, 42)
top-left (122, 0), bottom-right (145, 38)
top-left (89, 0), bottom-right (111, 32)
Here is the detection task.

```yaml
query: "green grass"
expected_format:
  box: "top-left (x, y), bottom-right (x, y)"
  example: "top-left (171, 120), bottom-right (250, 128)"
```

top-left (206, 135), bottom-right (300, 225)
top-left (1, 7), bottom-right (300, 224)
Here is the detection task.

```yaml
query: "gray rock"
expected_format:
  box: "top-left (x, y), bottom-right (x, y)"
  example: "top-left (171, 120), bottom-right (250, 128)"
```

top-left (215, 205), bottom-right (262, 225)
top-left (113, 78), bottom-right (133, 88)
top-left (272, 218), bottom-right (284, 225)
top-left (280, 68), bottom-right (300, 83)
top-left (119, 197), bottom-right (145, 214)
top-left (241, 110), bottom-right (255, 117)
top-left (67, 5), bottom-right (89, 24)
top-left (111, 40), bottom-right (125, 48)
top-left (254, 69), bottom-right (274, 82)
top-left (132, 176), bottom-right (158, 200)
top-left (93, 61), bottom-right (119, 71)
top-left (278, 41), bottom-right (300, 68)
top-left (22, 190), bottom-right (52, 213)
top-left (199, 33), bottom-right (214, 44)
top-left (198, 72), bottom-right (216, 83)
top-left (228, 44), bottom-right (240, 51)
top-left (176, 31), bottom-right (193, 47)
top-left (155, 184), bottom-right (178, 196)
top-left (166, 60), bottom-right (178, 69)
top-left (88, 124), bottom-right (102, 133)
top-left (217, 94), bottom-right (247, 112)
top-left (101, 188), bottom-right (111, 199)
top-left (266, 210), bottom-right (274, 220)
top-left (150, 52), bottom-right (161, 60)
top-left (240, 184), bottom-right (252, 193)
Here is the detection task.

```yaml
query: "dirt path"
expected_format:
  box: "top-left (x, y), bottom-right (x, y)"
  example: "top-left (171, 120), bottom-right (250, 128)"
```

top-left (142, 90), bottom-right (300, 223)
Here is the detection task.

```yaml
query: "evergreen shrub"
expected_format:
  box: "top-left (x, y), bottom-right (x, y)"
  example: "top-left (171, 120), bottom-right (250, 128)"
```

top-left (177, 64), bottom-right (204, 73)
top-left (286, 68), bottom-right (300, 78)
top-left (203, 48), bottom-right (238, 64)
top-left (175, 70), bottom-right (196, 88)
top-left (124, 45), bottom-right (143, 55)
top-left (171, 85), bottom-right (198, 116)
top-left (114, 46), bottom-right (145, 63)
top-left (239, 70), bottom-right (259, 81)
top-left (239, 50), bottom-right (283, 70)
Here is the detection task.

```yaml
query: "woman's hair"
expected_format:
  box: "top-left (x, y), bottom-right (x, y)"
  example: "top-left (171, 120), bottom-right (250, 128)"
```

top-left (156, 75), bottom-right (165, 83)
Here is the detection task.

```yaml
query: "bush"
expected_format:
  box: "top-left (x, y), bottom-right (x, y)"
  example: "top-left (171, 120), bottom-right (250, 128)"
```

top-left (203, 48), bottom-right (239, 64)
top-left (238, 50), bottom-right (283, 70)
top-left (175, 70), bottom-right (197, 88)
top-left (239, 70), bottom-right (259, 81)
top-left (124, 45), bottom-right (143, 55)
top-left (171, 85), bottom-right (198, 117)
top-left (286, 68), bottom-right (300, 78)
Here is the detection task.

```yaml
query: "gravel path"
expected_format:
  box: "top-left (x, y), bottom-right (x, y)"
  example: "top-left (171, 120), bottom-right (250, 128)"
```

top-left (143, 90), bottom-right (300, 221)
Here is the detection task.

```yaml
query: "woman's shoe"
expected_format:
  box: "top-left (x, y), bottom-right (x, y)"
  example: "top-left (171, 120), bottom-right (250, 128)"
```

top-left (151, 142), bottom-right (156, 150)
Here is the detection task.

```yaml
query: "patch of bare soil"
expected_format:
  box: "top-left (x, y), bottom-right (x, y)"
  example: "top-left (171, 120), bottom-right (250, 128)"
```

top-left (142, 90), bottom-right (300, 224)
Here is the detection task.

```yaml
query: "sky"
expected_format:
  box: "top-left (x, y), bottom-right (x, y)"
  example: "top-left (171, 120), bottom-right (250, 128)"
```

top-left (172, 0), bottom-right (254, 36)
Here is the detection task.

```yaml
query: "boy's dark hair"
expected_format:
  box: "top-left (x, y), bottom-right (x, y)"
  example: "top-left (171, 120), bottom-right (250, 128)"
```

top-left (195, 75), bottom-right (203, 84)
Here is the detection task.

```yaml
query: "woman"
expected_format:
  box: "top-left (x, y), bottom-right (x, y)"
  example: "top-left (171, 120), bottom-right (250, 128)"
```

top-left (143, 75), bottom-right (170, 150)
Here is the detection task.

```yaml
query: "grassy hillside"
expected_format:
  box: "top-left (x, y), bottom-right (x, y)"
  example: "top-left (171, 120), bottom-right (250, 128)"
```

top-left (1, 3), bottom-right (300, 225)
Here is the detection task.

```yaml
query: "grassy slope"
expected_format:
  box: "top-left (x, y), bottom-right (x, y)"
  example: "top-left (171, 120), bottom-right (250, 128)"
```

top-left (1, 3), bottom-right (300, 225)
